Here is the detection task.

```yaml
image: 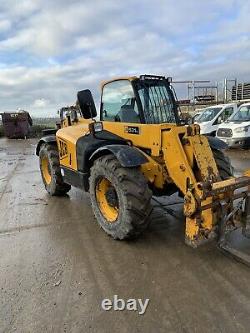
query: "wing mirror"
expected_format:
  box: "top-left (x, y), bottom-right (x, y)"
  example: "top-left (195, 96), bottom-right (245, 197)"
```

top-left (77, 89), bottom-right (97, 119)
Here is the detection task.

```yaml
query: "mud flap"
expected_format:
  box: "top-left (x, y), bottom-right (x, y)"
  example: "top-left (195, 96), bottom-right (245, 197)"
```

top-left (218, 194), bottom-right (250, 266)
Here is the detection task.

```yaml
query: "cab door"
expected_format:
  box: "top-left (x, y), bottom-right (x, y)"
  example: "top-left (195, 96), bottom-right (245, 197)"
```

top-left (101, 80), bottom-right (141, 123)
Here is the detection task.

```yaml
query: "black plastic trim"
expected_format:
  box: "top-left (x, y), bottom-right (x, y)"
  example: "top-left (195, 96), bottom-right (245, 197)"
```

top-left (61, 166), bottom-right (89, 191)
top-left (36, 135), bottom-right (57, 156)
top-left (76, 132), bottom-right (127, 173)
top-left (89, 144), bottom-right (148, 168)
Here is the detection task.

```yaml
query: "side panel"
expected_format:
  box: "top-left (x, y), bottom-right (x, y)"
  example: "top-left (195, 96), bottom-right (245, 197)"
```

top-left (102, 122), bottom-right (165, 156)
top-left (56, 121), bottom-right (178, 171)
top-left (56, 121), bottom-right (91, 170)
top-left (56, 121), bottom-right (128, 172)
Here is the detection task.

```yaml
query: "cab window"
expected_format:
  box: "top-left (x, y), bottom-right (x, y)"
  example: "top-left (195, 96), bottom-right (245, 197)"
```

top-left (221, 107), bottom-right (234, 121)
top-left (101, 80), bottom-right (140, 123)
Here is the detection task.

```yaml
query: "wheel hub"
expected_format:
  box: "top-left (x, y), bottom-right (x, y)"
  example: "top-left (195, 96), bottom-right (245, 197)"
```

top-left (41, 155), bottom-right (52, 185)
top-left (105, 187), bottom-right (118, 208)
top-left (95, 177), bottom-right (119, 223)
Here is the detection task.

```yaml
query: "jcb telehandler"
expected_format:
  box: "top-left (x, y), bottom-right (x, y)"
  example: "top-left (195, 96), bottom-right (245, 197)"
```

top-left (36, 75), bottom-right (250, 265)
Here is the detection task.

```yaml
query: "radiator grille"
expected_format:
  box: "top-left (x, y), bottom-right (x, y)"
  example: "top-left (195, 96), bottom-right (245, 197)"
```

top-left (217, 128), bottom-right (233, 138)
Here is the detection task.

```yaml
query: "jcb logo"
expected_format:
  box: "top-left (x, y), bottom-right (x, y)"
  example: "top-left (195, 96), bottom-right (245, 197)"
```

top-left (59, 140), bottom-right (68, 159)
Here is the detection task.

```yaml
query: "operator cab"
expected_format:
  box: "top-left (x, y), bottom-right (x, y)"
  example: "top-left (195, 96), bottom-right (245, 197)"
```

top-left (100, 75), bottom-right (180, 124)
top-left (77, 75), bottom-right (180, 125)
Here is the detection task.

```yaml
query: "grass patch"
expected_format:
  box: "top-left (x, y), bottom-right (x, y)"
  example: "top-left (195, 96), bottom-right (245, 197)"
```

top-left (30, 118), bottom-right (59, 138)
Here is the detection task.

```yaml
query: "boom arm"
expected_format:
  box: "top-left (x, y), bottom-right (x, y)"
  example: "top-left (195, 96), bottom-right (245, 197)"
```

top-left (161, 125), bottom-right (250, 247)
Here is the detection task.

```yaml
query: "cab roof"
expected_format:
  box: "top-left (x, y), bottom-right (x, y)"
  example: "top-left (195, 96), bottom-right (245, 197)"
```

top-left (101, 74), bottom-right (171, 88)
top-left (240, 102), bottom-right (250, 107)
top-left (101, 76), bottom-right (138, 88)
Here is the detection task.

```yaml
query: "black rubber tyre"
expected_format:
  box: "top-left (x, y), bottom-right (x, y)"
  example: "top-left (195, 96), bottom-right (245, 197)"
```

top-left (89, 154), bottom-right (152, 240)
top-left (212, 148), bottom-right (234, 180)
top-left (39, 143), bottom-right (71, 196)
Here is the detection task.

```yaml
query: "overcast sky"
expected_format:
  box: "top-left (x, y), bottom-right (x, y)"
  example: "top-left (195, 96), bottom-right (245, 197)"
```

top-left (0, 0), bottom-right (249, 117)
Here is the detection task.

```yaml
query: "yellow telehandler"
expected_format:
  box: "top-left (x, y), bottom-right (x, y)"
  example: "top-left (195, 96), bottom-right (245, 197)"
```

top-left (36, 75), bottom-right (250, 265)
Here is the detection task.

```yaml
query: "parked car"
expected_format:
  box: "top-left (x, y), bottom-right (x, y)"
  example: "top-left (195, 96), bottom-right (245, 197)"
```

top-left (186, 109), bottom-right (202, 125)
top-left (216, 102), bottom-right (250, 148)
top-left (192, 111), bottom-right (202, 123)
top-left (195, 103), bottom-right (238, 135)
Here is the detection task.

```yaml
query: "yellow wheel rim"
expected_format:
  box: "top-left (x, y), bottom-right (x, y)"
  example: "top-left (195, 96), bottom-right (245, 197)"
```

top-left (41, 155), bottom-right (52, 185)
top-left (96, 177), bottom-right (119, 223)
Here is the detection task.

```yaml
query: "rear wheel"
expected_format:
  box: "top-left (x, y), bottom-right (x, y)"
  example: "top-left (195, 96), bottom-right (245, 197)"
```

top-left (212, 148), bottom-right (234, 180)
top-left (39, 143), bottom-right (71, 196)
top-left (89, 154), bottom-right (152, 240)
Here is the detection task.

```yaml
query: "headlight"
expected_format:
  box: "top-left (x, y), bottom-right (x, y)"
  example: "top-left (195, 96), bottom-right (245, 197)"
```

top-left (234, 125), bottom-right (250, 133)
top-left (89, 121), bottom-right (103, 134)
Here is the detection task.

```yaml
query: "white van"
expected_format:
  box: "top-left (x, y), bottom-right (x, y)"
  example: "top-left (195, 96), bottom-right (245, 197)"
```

top-left (216, 102), bottom-right (250, 148)
top-left (195, 103), bottom-right (238, 136)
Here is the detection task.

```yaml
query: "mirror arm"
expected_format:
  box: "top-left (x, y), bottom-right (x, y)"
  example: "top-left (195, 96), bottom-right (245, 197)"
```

top-left (66, 114), bottom-right (71, 126)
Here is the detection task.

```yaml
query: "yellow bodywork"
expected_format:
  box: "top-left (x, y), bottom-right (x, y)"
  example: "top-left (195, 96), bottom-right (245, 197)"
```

top-left (56, 116), bottom-right (250, 246)
top-left (56, 119), bottom-right (91, 170)
top-left (54, 76), bottom-right (250, 247)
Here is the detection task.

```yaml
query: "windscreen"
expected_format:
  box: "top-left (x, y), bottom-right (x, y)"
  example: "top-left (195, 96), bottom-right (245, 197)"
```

top-left (230, 105), bottom-right (250, 122)
top-left (196, 107), bottom-right (222, 123)
top-left (134, 79), bottom-right (178, 124)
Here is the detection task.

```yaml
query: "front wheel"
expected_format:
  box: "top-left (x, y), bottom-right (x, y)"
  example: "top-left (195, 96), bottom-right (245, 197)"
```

top-left (89, 155), bottom-right (152, 240)
top-left (39, 143), bottom-right (71, 196)
top-left (211, 148), bottom-right (234, 180)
